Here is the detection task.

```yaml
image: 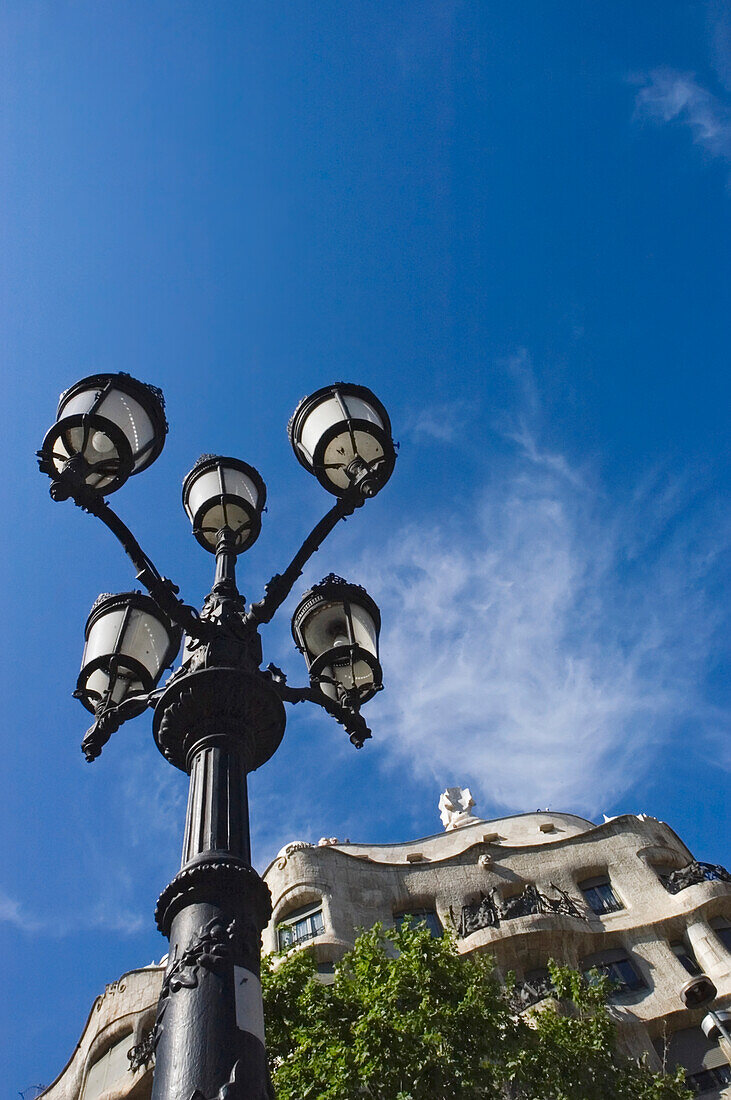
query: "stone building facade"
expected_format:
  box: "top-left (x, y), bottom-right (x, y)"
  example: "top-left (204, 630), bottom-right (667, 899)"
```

top-left (265, 804), bottom-right (731, 1098)
top-left (40, 803), bottom-right (731, 1099)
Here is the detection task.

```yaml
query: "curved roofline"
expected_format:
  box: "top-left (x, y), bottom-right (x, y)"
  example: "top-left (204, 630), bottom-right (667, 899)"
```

top-left (344, 811), bottom-right (596, 848)
top-left (263, 810), bottom-right (597, 876)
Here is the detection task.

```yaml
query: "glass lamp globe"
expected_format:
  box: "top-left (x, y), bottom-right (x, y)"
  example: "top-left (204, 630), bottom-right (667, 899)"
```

top-left (39, 373), bottom-right (167, 495)
top-left (182, 455), bottom-right (267, 553)
top-left (292, 575), bottom-right (382, 704)
top-left (288, 383), bottom-right (396, 498)
top-left (75, 592), bottom-right (181, 714)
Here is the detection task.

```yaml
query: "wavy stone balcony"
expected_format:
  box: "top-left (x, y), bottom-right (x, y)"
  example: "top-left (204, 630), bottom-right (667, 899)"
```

top-left (661, 861), bottom-right (731, 895)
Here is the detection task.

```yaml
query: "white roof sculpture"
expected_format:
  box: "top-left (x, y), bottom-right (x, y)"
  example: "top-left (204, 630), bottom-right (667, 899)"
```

top-left (439, 786), bottom-right (481, 831)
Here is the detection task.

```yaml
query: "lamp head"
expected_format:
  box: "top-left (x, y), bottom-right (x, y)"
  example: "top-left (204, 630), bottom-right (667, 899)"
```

top-left (292, 574), bottom-right (382, 706)
top-left (76, 591), bottom-right (181, 714)
top-left (288, 383), bottom-right (396, 499)
top-left (182, 455), bottom-right (266, 554)
top-left (39, 373), bottom-right (167, 496)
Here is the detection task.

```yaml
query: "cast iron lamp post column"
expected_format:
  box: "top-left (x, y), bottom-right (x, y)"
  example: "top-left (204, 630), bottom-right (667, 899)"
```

top-left (38, 376), bottom-right (396, 1100)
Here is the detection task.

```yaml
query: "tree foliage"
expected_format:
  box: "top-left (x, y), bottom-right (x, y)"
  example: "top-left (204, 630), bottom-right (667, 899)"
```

top-left (262, 922), bottom-right (691, 1100)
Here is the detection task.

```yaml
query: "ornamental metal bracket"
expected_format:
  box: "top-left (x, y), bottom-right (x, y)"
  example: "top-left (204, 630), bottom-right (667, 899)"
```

top-left (79, 693), bottom-right (153, 761)
top-left (41, 462), bottom-right (209, 644)
top-left (264, 664), bottom-right (373, 748)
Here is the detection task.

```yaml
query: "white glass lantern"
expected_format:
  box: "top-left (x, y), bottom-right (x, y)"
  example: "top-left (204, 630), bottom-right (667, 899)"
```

top-left (76, 592), bottom-right (181, 713)
top-left (182, 455), bottom-right (267, 553)
top-left (292, 575), bottom-right (382, 704)
top-left (288, 383), bottom-right (396, 498)
top-left (39, 373), bottom-right (167, 494)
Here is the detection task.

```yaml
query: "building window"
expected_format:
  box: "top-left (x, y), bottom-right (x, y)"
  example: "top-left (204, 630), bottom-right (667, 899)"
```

top-left (579, 876), bottom-right (624, 915)
top-left (670, 939), bottom-right (702, 976)
top-left (583, 954), bottom-right (645, 997)
top-left (513, 967), bottom-right (556, 1009)
top-left (276, 903), bottom-right (325, 950)
top-left (710, 916), bottom-right (731, 952)
top-left (656, 1025), bottom-right (729, 1095)
top-left (395, 908), bottom-right (442, 937)
top-left (81, 1032), bottom-right (135, 1100)
top-left (686, 1064), bottom-right (731, 1094)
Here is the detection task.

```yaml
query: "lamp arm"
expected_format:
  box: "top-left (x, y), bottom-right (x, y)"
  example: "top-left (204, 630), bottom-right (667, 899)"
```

top-left (245, 496), bottom-right (360, 627)
top-left (74, 493), bottom-right (210, 642)
top-left (264, 665), bottom-right (372, 748)
top-left (79, 693), bottom-right (153, 762)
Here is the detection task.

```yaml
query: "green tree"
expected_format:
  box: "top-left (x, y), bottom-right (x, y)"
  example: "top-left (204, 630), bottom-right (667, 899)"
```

top-left (262, 922), bottom-right (691, 1100)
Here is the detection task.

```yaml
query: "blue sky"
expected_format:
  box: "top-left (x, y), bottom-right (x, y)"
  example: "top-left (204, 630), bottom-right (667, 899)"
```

top-left (1, 1), bottom-right (729, 1090)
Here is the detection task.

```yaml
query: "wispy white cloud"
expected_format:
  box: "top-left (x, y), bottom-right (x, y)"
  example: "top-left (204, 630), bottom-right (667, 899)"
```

top-left (405, 399), bottom-right (473, 444)
top-left (634, 68), bottom-right (731, 163)
top-left (0, 880), bottom-right (146, 937)
top-left (0, 889), bottom-right (41, 932)
top-left (355, 388), bottom-right (729, 818)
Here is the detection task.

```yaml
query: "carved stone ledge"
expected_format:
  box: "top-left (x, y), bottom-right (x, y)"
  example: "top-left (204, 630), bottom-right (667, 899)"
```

top-left (276, 841), bottom-right (314, 869)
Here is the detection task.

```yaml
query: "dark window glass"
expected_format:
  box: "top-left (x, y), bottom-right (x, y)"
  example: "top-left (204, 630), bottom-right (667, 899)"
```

top-left (395, 909), bottom-right (442, 937)
top-left (277, 906), bottom-right (325, 951)
top-left (671, 940), bottom-right (702, 976)
top-left (686, 1064), bottom-right (731, 1094)
top-left (584, 956), bottom-right (645, 996)
top-left (580, 879), bottom-right (623, 915)
top-left (710, 918), bottom-right (731, 952)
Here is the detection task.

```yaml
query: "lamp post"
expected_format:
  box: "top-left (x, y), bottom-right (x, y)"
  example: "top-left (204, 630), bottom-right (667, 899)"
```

top-left (679, 976), bottom-right (731, 1050)
top-left (38, 374), bottom-right (396, 1100)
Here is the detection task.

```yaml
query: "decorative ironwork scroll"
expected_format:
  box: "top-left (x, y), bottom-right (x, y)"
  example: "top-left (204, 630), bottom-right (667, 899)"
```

top-left (452, 883), bottom-right (586, 938)
top-left (511, 973), bottom-right (556, 1011)
top-left (662, 860), bottom-right (731, 895)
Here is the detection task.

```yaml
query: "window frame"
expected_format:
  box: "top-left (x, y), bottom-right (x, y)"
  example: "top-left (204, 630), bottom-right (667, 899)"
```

top-left (276, 902), bottom-right (325, 951)
top-left (394, 907), bottom-right (442, 938)
top-left (685, 1063), bottom-right (731, 1094)
top-left (582, 951), bottom-right (646, 998)
top-left (81, 1029), bottom-right (136, 1100)
top-left (709, 916), bottom-right (731, 953)
top-left (578, 875), bottom-right (624, 915)
top-left (670, 938), bottom-right (702, 976)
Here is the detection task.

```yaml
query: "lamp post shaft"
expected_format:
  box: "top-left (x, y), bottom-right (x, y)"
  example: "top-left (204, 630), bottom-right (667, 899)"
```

top-left (149, 730), bottom-right (274, 1100)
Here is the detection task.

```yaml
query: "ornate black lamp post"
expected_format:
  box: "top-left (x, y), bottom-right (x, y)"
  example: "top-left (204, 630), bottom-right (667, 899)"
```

top-left (38, 374), bottom-right (396, 1100)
